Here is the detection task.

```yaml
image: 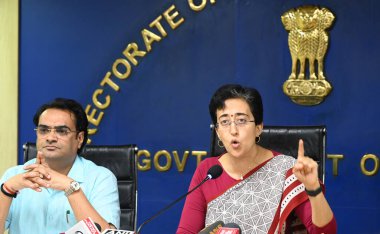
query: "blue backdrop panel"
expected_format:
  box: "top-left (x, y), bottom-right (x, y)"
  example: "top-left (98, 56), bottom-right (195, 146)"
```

top-left (19, 0), bottom-right (380, 233)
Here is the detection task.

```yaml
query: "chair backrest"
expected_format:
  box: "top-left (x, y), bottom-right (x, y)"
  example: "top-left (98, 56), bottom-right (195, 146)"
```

top-left (210, 125), bottom-right (326, 182)
top-left (23, 142), bottom-right (138, 231)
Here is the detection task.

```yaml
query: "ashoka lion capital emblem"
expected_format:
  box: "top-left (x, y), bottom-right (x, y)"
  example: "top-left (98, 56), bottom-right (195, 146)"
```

top-left (281, 6), bottom-right (335, 105)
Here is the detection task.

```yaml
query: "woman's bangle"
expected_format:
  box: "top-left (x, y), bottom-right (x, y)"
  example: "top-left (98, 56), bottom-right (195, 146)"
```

top-left (305, 186), bottom-right (322, 197)
top-left (1, 183), bottom-right (18, 198)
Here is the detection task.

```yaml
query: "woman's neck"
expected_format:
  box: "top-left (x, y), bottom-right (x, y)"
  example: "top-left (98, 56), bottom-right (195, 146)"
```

top-left (220, 146), bottom-right (273, 180)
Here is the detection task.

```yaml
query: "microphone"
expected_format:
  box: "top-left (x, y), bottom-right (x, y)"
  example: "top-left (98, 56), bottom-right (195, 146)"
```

top-left (205, 164), bottom-right (223, 180)
top-left (95, 223), bottom-right (102, 232)
top-left (216, 223), bottom-right (241, 234)
top-left (136, 165), bottom-right (223, 233)
top-left (63, 217), bottom-right (101, 234)
top-left (199, 221), bottom-right (224, 234)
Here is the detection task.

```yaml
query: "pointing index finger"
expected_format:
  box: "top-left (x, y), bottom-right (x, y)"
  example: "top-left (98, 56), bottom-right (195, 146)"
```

top-left (297, 139), bottom-right (305, 160)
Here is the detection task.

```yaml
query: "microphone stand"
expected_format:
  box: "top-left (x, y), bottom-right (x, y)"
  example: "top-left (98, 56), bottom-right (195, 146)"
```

top-left (136, 175), bottom-right (211, 234)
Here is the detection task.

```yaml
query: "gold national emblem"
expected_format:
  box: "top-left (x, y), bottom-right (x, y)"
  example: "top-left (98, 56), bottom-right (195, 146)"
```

top-left (281, 6), bottom-right (335, 105)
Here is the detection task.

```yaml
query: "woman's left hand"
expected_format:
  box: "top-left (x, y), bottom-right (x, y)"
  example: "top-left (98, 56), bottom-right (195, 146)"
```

top-left (292, 139), bottom-right (320, 190)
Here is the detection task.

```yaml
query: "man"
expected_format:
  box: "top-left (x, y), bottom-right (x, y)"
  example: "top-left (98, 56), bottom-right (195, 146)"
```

top-left (0, 98), bottom-right (120, 233)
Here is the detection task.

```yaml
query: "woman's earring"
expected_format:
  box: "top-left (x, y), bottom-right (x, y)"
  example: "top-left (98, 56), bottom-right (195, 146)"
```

top-left (218, 139), bottom-right (225, 148)
top-left (255, 136), bottom-right (261, 143)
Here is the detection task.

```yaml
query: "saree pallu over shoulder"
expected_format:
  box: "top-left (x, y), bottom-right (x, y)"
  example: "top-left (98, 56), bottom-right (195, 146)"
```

top-left (205, 155), bottom-right (308, 234)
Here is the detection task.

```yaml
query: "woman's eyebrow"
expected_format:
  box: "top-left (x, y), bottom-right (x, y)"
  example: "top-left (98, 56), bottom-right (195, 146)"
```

top-left (218, 112), bottom-right (249, 119)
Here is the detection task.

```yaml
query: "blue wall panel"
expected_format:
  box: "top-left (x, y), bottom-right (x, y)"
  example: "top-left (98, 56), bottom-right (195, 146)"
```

top-left (19, 0), bottom-right (380, 233)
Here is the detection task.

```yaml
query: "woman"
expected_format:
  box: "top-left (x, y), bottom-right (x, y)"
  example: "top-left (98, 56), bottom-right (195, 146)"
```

top-left (177, 84), bottom-right (337, 233)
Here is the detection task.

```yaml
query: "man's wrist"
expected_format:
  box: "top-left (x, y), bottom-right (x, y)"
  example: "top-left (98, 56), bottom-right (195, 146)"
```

top-left (64, 180), bottom-right (81, 197)
top-left (1, 183), bottom-right (18, 198)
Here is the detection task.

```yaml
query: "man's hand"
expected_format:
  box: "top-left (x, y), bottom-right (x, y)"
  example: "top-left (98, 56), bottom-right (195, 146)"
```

top-left (292, 139), bottom-right (320, 190)
top-left (4, 173), bottom-right (44, 193)
top-left (24, 161), bottom-right (72, 192)
top-left (36, 150), bottom-right (47, 165)
top-left (3, 151), bottom-right (50, 192)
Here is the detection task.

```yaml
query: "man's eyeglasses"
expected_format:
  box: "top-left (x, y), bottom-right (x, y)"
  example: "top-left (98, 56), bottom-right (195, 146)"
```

top-left (34, 126), bottom-right (79, 138)
top-left (215, 117), bottom-right (255, 129)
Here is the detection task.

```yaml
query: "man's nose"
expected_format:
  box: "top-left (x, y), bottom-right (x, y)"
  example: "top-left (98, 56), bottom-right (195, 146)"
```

top-left (45, 129), bottom-right (59, 139)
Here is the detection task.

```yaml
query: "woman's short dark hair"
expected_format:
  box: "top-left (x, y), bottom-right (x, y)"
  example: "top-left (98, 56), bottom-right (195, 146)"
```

top-left (209, 84), bottom-right (263, 125)
top-left (33, 98), bottom-right (88, 154)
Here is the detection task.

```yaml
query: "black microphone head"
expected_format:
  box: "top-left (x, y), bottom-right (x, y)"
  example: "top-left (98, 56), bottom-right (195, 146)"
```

top-left (94, 222), bottom-right (101, 231)
top-left (224, 223), bottom-right (242, 233)
top-left (207, 165), bottom-right (223, 179)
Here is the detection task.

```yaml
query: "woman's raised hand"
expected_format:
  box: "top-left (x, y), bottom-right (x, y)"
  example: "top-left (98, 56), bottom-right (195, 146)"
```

top-left (292, 139), bottom-right (320, 190)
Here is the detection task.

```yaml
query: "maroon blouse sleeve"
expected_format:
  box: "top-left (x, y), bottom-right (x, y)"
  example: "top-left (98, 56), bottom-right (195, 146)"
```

top-left (294, 199), bottom-right (337, 234)
top-left (176, 166), bottom-right (208, 234)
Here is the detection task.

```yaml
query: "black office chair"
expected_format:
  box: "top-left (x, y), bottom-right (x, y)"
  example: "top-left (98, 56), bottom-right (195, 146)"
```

top-left (23, 143), bottom-right (138, 231)
top-left (210, 125), bottom-right (326, 182)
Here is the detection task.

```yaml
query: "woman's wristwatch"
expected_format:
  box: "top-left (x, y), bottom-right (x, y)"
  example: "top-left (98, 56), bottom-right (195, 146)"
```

top-left (305, 185), bottom-right (322, 197)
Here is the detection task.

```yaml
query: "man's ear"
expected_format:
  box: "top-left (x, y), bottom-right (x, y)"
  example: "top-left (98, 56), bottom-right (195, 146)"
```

top-left (77, 131), bottom-right (84, 149)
